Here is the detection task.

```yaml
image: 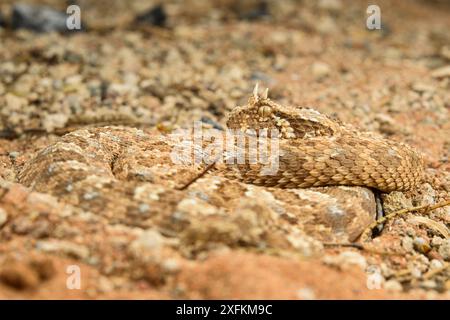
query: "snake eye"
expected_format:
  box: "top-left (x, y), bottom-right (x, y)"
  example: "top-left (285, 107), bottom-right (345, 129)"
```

top-left (258, 105), bottom-right (272, 118)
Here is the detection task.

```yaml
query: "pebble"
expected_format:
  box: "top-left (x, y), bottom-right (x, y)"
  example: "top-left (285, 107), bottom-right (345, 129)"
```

top-left (410, 267), bottom-right (422, 279)
top-left (431, 65), bottom-right (450, 79)
top-left (8, 151), bottom-right (20, 159)
top-left (176, 198), bottom-right (218, 216)
top-left (250, 71), bottom-right (273, 83)
top-left (200, 116), bottom-right (224, 130)
top-left (135, 5), bottom-right (167, 27)
top-left (311, 62), bottom-right (331, 80)
top-left (426, 250), bottom-right (443, 261)
top-left (239, 1), bottom-right (270, 20)
top-left (42, 113), bottom-right (69, 132)
top-left (440, 46), bottom-right (450, 60)
top-left (405, 227), bottom-right (416, 237)
top-left (315, 17), bottom-right (338, 35)
top-left (413, 237), bottom-right (431, 254)
top-left (131, 229), bottom-right (163, 253)
top-left (420, 280), bottom-right (437, 290)
top-left (438, 239), bottom-right (450, 260)
top-left (384, 279), bottom-right (403, 292)
top-left (0, 207), bottom-right (8, 227)
top-left (375, 113), bottom-right (401, 135)
top-left (296, 287), bottom-right (316, 300)
top-left (419, 183), bottom-right (436, 206)
top-left (161, 258), bottom-right (181, 274)
top-left (323, 251), bottom-right (367, 270)
top-left (431, 236), bottom-right (444, 247)
top-left (0, 11), bottom-right (5, 28)
top-left (83, 192), bottom-right (99, 201)
top-left (36, 240), bottom-right (90, 260)
top-left (5, 93), bottom-right (26, 111)
top-left (12, 4), bottom-right (69, 33)
top-left (138, 203), bottom-right (150, 214)
top-left (411, 82), bottom-right (435, 93)
top-left (429, 259), bottom-right (444, 270)
top-left (380, 263), bottom-right (395, 278)
top-left (402, 236), bottom-right (414, 252)
top-left (286, 234), bottom-right (323, 257)
top-left (318, 0), bottom-right (342, 11)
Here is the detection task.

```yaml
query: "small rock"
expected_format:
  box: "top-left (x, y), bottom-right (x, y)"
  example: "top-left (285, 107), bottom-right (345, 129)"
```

top-left (97, 276), bottom-right (114, 293)
top-left (402, 236), bottom-right (414, 252)
top-left (431, 65), bottom-right (450, 79)
top-left (0, 11), bottom-right (5, 28)
top-left (440, 46), bottom-right (450, 60)
top-left (431, 236), bottom-right (444, 247)
top-left (200, 116), bottom-right (224, 130)
top-left (410, 267), bottom-right (422, 279)
top-left (176, 198), bottom-right (218, 216)
top-left (429, 259), bottom-right (444, 270)
top-left (311, 62), bottom-right (331, 80)
top-left (129, 229), bottom-right (164, 261)
top-left (384, 279), bottom-right (403, 292)
top-left (323, 251), bottom-right (367, 270)
top-left (315, 16), bottom-right (337, 35)
top-left (12, 4), bottom-right (69, 33)
top-left (375, 113), bottom-right (401, 135)
top-left (411, 82), bottom-right (435, 93)
top-left (250, 71), bottom-right (273, 83)
top-left (138, 203), bottom-right (150, 214)
top-left (380, 263), bottom-right (395, 278)
top-left (161, 258), bottom-right (180, 274)
top-left (418, 183), bottom-right (436, 206)
top-left (5, 93), bottom-right (26, 111)
top-left (36, 240), bottom-right (90, 260)
top-left (296, 287), bottom-right (316, 300)
top-left (42, 113), bottom-right (69, 132)
top-left (427, 250), bottom-right (443, 261)
top-left (405, 227), bottom-right (416, 237)
top-left (286, 233), bottom-right (323, 257)
top-left (318, 0), bottom-right (342, 11)
top-left (420, 280), bottom-right (437, 290)
top-left (0, 207), bottom-right (7, 227)
top-left (239, 1), bottom-right (270, 20)
top-left (135, 5), bottom-right (167, 27)
top-left (413, 237), bottom-right (431, 254)
top-left (438, 239), bottom-right (450, 260)
top-left (143, 263), bottom-right (165, 285)
top-left (83, 191), bottom-right (99, 201)
top-left (8, 151), bottom-right (20, 159)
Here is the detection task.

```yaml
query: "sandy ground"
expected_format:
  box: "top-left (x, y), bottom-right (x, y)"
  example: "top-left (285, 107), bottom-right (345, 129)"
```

top-left (0, 0), bottom-right (449, 299)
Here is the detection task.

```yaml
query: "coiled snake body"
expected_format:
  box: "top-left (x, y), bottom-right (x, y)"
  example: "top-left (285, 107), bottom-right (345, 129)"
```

top-left (19, 87), bottom-right (425, 221)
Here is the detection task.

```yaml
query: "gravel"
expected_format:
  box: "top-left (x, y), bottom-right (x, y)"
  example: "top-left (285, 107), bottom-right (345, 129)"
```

top-left (135, 5), bottom-right (167, 27)
top-left (0, 208), bottom-right (7, 227)
top-left (438, 239), bottom-right (450, 261)
top-left (12, 4), bottom-right (69, 33)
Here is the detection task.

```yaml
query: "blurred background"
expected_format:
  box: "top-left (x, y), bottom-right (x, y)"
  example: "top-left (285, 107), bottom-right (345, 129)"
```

top-left (0, 0), bottom-right (448, 137)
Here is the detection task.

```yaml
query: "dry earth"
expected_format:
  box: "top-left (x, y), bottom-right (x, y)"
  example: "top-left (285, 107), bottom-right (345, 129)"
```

top-left (0, 0), bottom-right (449, 299)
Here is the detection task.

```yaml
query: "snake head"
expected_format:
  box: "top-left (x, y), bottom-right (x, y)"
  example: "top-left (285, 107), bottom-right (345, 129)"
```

top-left (227, 83), bottom-right (340, 139)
